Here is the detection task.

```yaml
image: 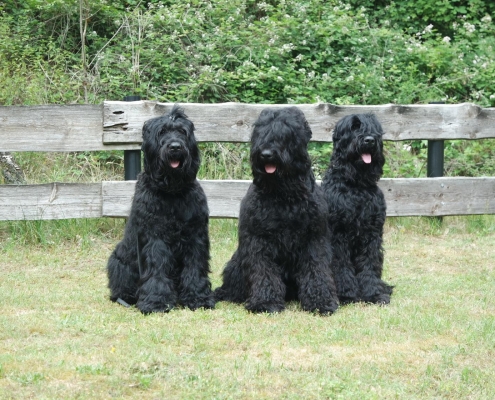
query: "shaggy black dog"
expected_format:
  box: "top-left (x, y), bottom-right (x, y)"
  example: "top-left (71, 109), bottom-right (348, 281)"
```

top-left (214, 107), bottom-right (339, 315)
top-left (321, 113), bottom-right (393, 304)
top-left (107, 105), bottom-right (214, 314)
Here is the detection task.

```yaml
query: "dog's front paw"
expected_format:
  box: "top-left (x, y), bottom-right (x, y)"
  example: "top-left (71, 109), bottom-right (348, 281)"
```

top-left (185, 296), bottom-right (215, 311)
top-left (372, 293), bottom-right (391, 305)
top-left (137, 302), bottom-right (175, 315)
top-left (301, 298), bottom-right (339, 316)
top-left (245, 300), bottom-right (285, 314)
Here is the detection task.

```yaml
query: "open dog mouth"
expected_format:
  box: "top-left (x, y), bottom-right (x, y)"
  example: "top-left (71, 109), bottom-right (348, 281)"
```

top-left (170, 160), bottom-right (181, 169)
top-left (361, 153), bottom-right (372, 164)
top-left (264, 164), bottom-right (277, 174)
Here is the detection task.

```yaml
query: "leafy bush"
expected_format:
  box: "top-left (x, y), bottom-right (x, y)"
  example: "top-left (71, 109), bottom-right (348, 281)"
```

top-left (1, 0), bottom-right (495, 180)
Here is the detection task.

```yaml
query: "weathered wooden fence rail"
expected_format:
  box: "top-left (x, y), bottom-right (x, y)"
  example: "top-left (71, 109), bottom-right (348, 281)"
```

top-left (1, 101), bottom-right (495, 220)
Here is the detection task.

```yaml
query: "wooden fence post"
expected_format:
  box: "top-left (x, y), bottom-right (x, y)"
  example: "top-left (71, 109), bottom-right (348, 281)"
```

top-left (427, 102), bottom-right (445, 224)
top-left (123, 95), bottom-right (142, 180)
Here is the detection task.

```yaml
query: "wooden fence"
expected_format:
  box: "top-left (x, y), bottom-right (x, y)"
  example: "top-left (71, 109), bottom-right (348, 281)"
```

top-left (1, 101), bottom-right (495, 221)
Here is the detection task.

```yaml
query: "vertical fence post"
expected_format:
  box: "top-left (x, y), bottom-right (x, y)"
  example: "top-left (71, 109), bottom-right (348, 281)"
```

top-left (123, 95), bottom-right (142, 180)
top-left (427, 102), bottom-right (445, 223)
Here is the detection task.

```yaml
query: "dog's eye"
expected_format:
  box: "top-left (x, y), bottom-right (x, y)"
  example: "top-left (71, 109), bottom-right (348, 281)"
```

top-left (178, 128), bottom-right (187, 135)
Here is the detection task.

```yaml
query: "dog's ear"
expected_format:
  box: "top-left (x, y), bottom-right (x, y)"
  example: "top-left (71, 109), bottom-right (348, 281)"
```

top-left (141, 120), bottom-right (152, 151)
top-left (368, 114), bottom-right (384, 137)
top-left (333, 114), bottom-right (363, 142)
top-left (302, 117), bottom-right (313, 142)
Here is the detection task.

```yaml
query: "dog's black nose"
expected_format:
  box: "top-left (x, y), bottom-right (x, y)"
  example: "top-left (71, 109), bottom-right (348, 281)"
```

top-left (260, 149), bottom-right (273, 160)
top-left (364, 136), bottom-right (375, 146)
top-left (168, 142), bottom-right (182, 151)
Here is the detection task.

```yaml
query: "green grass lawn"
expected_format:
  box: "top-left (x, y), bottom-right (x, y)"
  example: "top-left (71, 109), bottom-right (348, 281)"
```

top-left (1, 218), bottom-right (494, 399)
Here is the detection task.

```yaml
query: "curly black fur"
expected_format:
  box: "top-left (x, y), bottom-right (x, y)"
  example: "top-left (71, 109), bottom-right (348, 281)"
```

top-left (322, 113), bottom-right (393, 304)
top-left (107, 105), bottom-right (214, 314)
top-left (214, 107), bottom-right (339, 315)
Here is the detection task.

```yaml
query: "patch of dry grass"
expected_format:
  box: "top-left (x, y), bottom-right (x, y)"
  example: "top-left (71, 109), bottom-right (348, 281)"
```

top-left (1, 218), bottom-right (494, 399)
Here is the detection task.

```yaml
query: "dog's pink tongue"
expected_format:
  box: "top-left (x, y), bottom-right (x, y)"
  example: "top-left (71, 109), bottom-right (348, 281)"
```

top-left (265, 164), bottom-right (277, 174)
top-left (362, 154), bottom-right (372, 164)
top-left (170, 160), bottom-right (180, 168)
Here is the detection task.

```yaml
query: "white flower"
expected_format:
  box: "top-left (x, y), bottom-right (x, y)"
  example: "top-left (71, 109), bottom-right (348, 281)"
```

top-left (281, 43), bottom-right (295, 53)
top-left (464, 22), bottom-right (475, 33)
top-left (423, 24), bottom-right (434, 34)
top-left (481, 15), bottom-right (492, 24)
top-left (442, 36), bottom-right (451, 43)
top-left (258, 2), bottom-right (268, 10)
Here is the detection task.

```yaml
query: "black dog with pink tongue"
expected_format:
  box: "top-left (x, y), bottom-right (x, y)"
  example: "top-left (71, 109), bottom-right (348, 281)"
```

top-left (322, 113), bottom-right (393, 305)
top-left (214, 106), bottom-right (339, 315)
top-left (107, 105), bottom-right (214, 314)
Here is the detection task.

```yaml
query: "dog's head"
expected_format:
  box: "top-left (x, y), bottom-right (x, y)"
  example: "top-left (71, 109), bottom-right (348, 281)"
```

top-left (331, 113), bottom-right (385, 182)
top-left (250, 107), bottom-right (313, 188)
top-left (141, 104), bottom-right (200, 190)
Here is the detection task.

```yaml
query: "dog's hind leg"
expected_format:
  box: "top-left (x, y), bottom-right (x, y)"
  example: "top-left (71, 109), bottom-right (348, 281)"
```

top-left (107, 242), bottom-right (139, 305)
top-left (213, 250), bottom-right (248, 303)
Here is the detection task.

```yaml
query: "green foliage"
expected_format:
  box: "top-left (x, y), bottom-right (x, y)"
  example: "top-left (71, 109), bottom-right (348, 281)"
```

top-left (350, 0), bottom-right (495, 37)
top-left (2, 0), bottom-right (493, 105)
top-left (1, 0), bottom-right (495, 181)
top-left (445, 140), bottom-right (495, 177)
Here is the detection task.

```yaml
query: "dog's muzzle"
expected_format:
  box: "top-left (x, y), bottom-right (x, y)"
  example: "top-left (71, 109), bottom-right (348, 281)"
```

top-left (162, 140), bottom-right (186, 169)
top-left (360, 136), bottom-right (376, 164)
top-left (260, 149), bottom-right (277, 174)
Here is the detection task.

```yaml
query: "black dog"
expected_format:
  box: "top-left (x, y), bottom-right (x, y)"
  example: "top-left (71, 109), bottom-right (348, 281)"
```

top-left (214, 107), bottom-right (339, 315)
top-left (321, 114), bottom-right (393, 304)
top-left (107, 105), bottom-right (214, 314)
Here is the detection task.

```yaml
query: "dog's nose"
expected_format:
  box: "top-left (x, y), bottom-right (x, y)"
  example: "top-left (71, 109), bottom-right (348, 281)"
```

top-left (168, 142), bottom-right (182, 151)
top-left (260, 149), bottom-right (273, 160)
top-left (364, 136), bottom-right (375, 146)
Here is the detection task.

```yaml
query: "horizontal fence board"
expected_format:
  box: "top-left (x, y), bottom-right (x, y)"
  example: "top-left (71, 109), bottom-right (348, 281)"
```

top-left (1, 177), bottom-right (494, 221)
top-left (2, 102), bottom-right (494, 152)
top-left (102, 180), bottom-right (250, 219)
top-left (381, 177), bottom-right (495, 216)
top-left (0, 104), bottom-right (139, 152)
top-left (0, 183), bottom-right (102, 220)
top-left (101, 177), bottom-right (495, 219)
top-left (103, 101), bottom-right (495, 144)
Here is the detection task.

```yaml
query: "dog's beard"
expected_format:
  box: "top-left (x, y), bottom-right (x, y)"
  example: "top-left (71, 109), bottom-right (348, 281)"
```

top-left (159, 145), bottom-right (189, 172)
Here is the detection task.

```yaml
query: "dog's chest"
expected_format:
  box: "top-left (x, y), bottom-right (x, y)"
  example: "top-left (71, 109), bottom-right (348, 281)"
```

top-left (135, 190), bottom-right (207, 235)
top-left (245, 192), bottom-right (324, 236)
top-left (330, 183), bottom-right (385, 224)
